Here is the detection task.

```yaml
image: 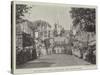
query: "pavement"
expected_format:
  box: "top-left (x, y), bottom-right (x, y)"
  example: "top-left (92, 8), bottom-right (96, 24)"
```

top-left (17, 54), bottom-right (91, 69)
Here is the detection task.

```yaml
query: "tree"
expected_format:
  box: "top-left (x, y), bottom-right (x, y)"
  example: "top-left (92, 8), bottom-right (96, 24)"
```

top-left (53, 23), bottom-right (58, 37)
top-left (44, 39), bottom-right (51, 55)
top-left (60, 28), bottom-right (65, 36)
top-left (70, 8), bottom-right (96, 61)
top-left (70, 8), bottom-right (96, 32)
top-left (16, 4), bottom-right (32, 24)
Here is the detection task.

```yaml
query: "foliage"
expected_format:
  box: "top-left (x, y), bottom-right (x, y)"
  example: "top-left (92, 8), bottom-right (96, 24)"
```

top-left (53, 23), bottom-right (58, 37)
top-left (60, 28), bottom-right (65, 36)
top-left (16, 4), bottom-right (31, 24)
top-left (70, 8), bottom-right (96, 32)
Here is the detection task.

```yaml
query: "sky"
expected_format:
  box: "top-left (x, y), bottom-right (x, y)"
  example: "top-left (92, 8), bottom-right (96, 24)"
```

top-left (23, 4), bottom-right (73, 30)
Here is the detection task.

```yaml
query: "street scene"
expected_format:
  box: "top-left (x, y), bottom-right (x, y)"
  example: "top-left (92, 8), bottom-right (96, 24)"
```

top-left (17, 54), bottom-right (90, 69)
top-left (16, 3), bottom-right (96, 69)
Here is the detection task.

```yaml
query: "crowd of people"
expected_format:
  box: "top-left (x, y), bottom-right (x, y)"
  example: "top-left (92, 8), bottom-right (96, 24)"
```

top-left (16, 33), bottom-right (96, 65)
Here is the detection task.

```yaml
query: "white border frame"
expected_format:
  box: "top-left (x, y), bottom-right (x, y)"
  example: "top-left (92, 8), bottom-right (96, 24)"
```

top-left (12, 1), bottom-right (97, 74)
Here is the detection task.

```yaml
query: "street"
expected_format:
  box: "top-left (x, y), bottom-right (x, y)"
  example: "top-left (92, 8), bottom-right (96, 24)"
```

top-left (17, 54), bottom-right (90, 69)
